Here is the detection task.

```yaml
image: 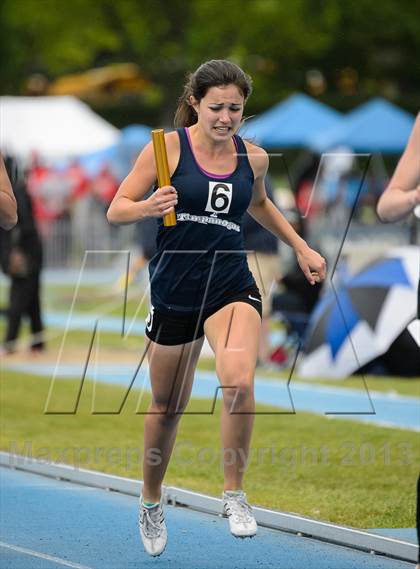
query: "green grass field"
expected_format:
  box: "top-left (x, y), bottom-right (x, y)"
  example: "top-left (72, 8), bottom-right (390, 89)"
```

top-left (1, 370), bottom-right (418, 529)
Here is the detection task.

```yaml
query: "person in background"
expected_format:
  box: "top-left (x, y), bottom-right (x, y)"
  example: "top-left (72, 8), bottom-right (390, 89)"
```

top-left (294, 152), bottom-right (321, 221)
top-left (0, 154), bottom-right (17, 230)
top-left (0, 158), bottom-right (44, 355)
top-left (271, 209), bottom-right (323, 339)
top-left (376, 112), bottom-right (420, 569)
top-left (91, 164), bottom-right (119, 208)
top-left (91, 164), bottom-right (120, 251)
top-left (243, 175), bottom-right (279, 365)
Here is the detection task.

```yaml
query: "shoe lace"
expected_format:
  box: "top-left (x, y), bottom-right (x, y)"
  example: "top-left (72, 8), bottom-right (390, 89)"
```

top-left (226, 494), bottom-right (253, 523)
top-left (141, 505), bottom-right (164, 538)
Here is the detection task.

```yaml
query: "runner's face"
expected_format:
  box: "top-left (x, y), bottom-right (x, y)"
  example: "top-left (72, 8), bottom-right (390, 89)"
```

top-left (191, 84), bottom-right (244, 140)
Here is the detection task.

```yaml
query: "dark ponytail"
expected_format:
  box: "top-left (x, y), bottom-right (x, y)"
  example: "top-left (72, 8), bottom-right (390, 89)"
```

top-left (174, 75), bottom-right (197, 128)
top-left (174, 60), bottom-right (253, 128)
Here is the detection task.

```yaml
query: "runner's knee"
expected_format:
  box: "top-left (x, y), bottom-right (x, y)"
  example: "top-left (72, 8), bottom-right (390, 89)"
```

top-left (219, 371), bottom-right (254, 409)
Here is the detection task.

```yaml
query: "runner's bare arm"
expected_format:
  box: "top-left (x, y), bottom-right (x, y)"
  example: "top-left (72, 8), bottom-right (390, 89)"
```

top-left (107, 132), bottom-right (179, 225)
top-left (0, 155), bottom-right (17, 230)
top-left (377, 113), bottom-right (420, 222)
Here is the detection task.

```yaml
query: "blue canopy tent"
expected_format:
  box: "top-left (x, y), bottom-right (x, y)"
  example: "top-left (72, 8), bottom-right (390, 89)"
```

top-left (120, 124), bottom-right (151, 149)
top-left (79, 124), bottom-right (151, 179)
top-left (240, 93), bottom-right (342, 148)
top-left (307, 98), bottom-right (416, 154)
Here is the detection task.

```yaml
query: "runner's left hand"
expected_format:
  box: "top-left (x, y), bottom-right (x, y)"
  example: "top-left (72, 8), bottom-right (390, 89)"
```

top-left (296, 246), bottom-right (327, 286)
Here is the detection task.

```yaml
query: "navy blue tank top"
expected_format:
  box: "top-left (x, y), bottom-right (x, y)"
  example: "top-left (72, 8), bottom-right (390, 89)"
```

top-left (148, 127), bottom-right (256, 313)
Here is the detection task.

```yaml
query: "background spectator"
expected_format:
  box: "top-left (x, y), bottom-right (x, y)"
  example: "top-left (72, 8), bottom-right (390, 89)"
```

top-left (0, 160), bottom-right (44, 355)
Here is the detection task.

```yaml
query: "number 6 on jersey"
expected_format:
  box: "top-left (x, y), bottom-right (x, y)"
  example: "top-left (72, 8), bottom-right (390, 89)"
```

top-left (205, 182), bottom-right (233, 215)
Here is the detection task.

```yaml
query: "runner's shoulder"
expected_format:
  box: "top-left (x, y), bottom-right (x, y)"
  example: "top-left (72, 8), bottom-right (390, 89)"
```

top-left (164, 130), bottom-right (180, 149)
top-left (243, 140), bottom-right (269, 178)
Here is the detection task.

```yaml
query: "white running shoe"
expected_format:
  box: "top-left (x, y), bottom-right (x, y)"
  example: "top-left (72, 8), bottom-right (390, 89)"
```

top-left (139, 495), bottom-right (167, 556)
top-left (222, 491), bottom-right (257, 538)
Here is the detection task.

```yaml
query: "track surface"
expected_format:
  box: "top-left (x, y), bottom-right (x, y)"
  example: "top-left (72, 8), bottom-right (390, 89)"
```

top-left (0, 467), bottom-right (413, 569)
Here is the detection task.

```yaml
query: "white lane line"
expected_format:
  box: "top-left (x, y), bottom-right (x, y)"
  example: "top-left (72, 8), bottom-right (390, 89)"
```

top-left (0, 541), bottom-right (95, 569)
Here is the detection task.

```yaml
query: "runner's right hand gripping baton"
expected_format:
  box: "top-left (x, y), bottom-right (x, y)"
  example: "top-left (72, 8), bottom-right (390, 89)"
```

top-left (151, 129), bottom-right (177, 227)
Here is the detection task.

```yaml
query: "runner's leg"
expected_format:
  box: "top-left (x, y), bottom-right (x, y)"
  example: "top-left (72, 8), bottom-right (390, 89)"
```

top-left (142, 337), bottom-right (204, 501)
top-left (204, 302), bottom-right (260, 490)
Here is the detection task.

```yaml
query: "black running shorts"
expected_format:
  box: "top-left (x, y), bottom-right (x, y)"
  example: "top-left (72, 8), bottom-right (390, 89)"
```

top-left (145, 285), bottom-right (262, 346)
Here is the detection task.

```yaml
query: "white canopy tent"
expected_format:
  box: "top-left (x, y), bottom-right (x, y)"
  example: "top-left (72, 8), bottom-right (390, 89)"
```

top-left (0, 96), bottom-right (120, 164)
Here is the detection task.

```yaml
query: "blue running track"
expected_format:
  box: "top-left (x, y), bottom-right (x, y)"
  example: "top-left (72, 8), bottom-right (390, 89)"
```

top-left (0, 467), bottom-right (412, 569)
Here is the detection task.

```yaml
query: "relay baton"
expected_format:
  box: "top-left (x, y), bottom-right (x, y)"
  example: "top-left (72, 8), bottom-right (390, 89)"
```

top-left (151, 129), bottom-right (177, 227)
